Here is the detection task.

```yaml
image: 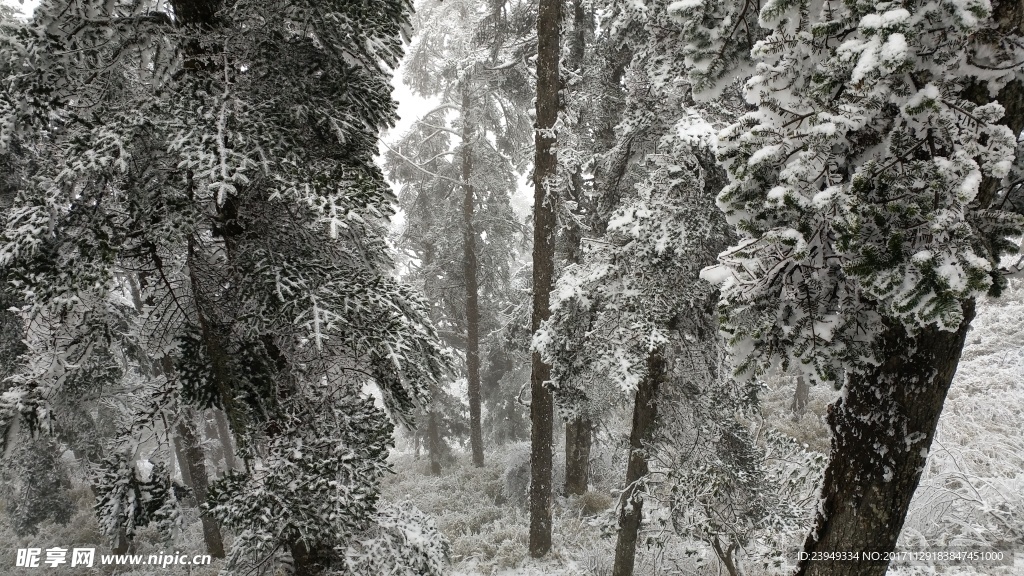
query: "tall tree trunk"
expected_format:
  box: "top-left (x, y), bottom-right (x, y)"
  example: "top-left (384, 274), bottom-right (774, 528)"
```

top-left (611, 352), bottom-right (664, 576)
top-left (564, 416), bottom-right (591, 495)
top-left (175, 412), bottom-right (226, 559)
top-left (795, 306), bottom-right (975, 576)
top-left (427, 409), bottom-right (443, 476)
top-left (462, 80), bottom-right (485, 468)
top-left (790, 374), bottom-right (810, 419)
top-left (529, 0), bottom-right (561, 558)
top-left (562, 0), bottom-right (593, 499)
top-left (213, 408), bottom-right (237, 471)
top-left (172, 435), bottom-right (195, 494)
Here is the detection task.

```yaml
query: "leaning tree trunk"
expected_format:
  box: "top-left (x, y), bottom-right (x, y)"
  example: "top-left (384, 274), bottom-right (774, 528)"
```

top-left (795, 12), bottom-right (1024, 566)
top-left (529, 0), bottom-right (561, 557)
top-left (611, 352), bottom-right (664, 576)
top-left (461, 80), bottom-right (485, 468)
top-left (795, 304), bottom-right (975, 576)
top-left (175, 411), bottom-right (226, 559)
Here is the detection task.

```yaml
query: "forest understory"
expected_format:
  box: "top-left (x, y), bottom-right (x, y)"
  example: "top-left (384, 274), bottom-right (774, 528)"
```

top-left (3, 282), bottom-right (1022, 575)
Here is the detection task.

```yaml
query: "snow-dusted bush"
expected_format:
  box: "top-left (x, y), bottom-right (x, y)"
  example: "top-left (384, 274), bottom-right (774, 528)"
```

top-left (343, 501), bottom-right (450, 576)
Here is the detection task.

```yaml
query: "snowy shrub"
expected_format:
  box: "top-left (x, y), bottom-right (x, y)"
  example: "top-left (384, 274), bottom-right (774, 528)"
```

top-left (502, 444), bottom-right (534, 509)
top-left (654, 423), bottom-right (824, 575)
top-left (93, 454), bottom-right (184, 546)
top-left (380, 444), bottom-right (609, 572)
top-left (756, 376), bottom-right (831, 455)
top-left (579, 491), bottom-right (614, 517)
top-left (502, 441), bottom-right (565, 509)
top-left (342, 501), bottom-right (449, 576)
top-left (1, 437), bottom-right (74, 536)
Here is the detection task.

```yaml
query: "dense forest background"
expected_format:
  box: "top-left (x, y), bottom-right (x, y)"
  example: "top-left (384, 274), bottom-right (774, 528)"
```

top-left (0, 0), bottom-right (1022, 575)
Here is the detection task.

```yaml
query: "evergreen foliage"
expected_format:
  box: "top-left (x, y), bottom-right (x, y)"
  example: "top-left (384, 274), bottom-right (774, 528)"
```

top-left (684, 0), bottom-right (1024, 571)
top-left (0, 0), bottom-right (450, 571)
top-left (2, 437), bottom-right (75, 537)
top-left (93, 454), bottom-right (184, 544)
top-left (692, 0), bottom-right (1024, 383)
top-left (539, 2), bottom-right (829, 572)
top-left (385, 0), bottom-right (533, 456)
top-left (0, 1), bottom-right (1020, 574)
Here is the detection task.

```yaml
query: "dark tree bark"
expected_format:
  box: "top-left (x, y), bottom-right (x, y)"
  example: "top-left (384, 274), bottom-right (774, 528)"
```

top-left (213, 408), bottom-right (237, 471)
top-left (795, 309), bottom-right (975, 576)
top-left (611, 352), bottom-right (664, 576)
top-left (529, 0), bottom-right (561, 558)
top-left (169, 0), bottom-right (220, 29)
top-left (427, 409), bottom-right (443, 476)
top-left (175, 412), bottom-right (226, 559)
top-left (561, 0), bottom-right (593, 499)
top-left (711, 536), bottom-right (742, 576)
top-left (110, 530), bottom-right (132, 555)
top-left (290, 540), bottom-right (332, 576)
top-left (797, 5), bottom-right (1023, 570)
top-left (564, 416), bottom-right (591, 495)
top-left (172, 435), bottom-right (195, 492)
top-left (462, 81), bottom-right (485, 468)
top-left (790, 374), bottom-right (810, 419)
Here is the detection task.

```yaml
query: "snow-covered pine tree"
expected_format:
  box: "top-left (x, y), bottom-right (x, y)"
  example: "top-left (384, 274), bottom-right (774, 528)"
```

top-left (681, 0), bottom-right (1024, 572)
top-left (555, 0), bottom-right (610, 498)
top-left (541, 2), bottom-right (831, 574)
top-left (0, 0), bottom-right (449, 573)
top-left (387, 106), bottom-right (473, 474)
top-left (538, 79), bottom-right (748, 573)
top-left (386, 0), bottom-right (533, 470)
top-left (530, 0), bottom-right (562, 557)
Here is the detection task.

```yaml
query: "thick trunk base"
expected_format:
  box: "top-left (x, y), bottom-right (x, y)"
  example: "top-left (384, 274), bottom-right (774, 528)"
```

top-left (528, 355), bottom-right (554, 557)
top-left (797, 304), bottom-right (975, 576)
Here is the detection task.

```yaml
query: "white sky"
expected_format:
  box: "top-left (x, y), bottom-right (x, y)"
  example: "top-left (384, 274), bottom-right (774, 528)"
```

top-left (1, 0), bottom-right (36, 18)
